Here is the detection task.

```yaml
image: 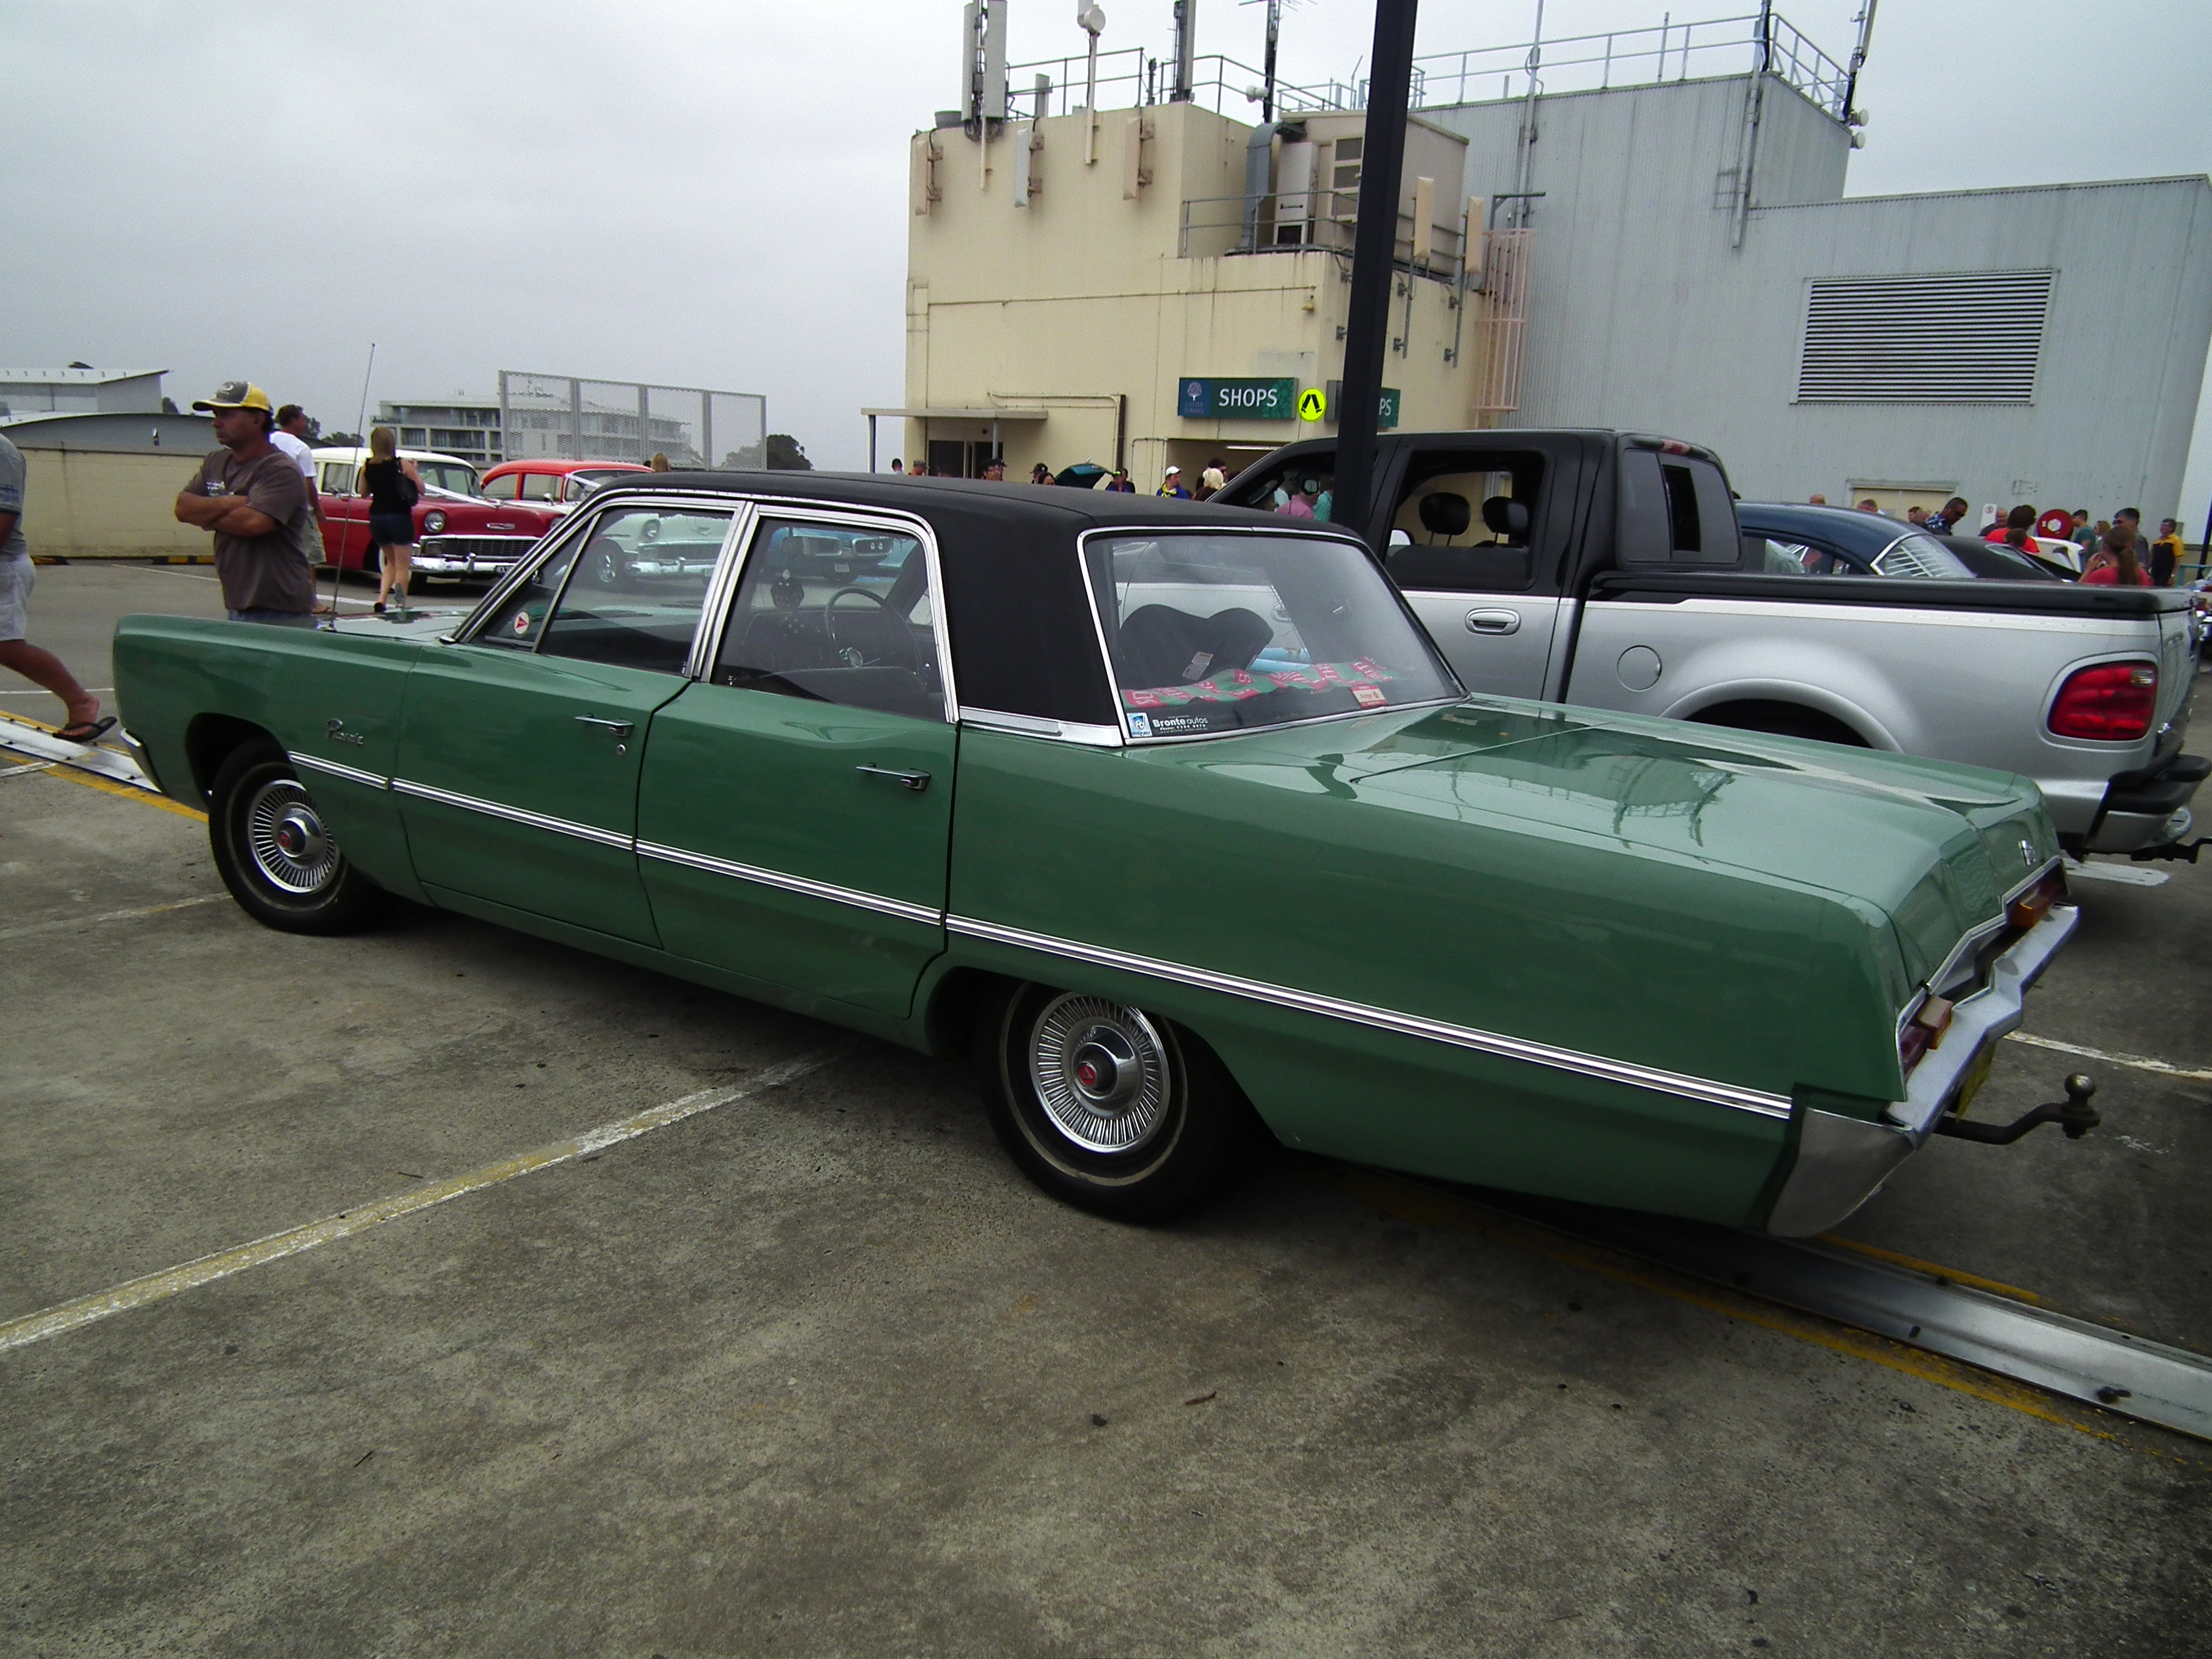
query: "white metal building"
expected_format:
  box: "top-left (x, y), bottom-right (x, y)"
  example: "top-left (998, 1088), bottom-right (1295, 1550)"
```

top-left (1413, 15), bottom-right (2212, 517)
top-left (0, 366), bottom-right (168, 418)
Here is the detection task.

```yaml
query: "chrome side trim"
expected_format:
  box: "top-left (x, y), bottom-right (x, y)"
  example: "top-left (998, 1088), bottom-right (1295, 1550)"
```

top-left (1889, 902), bottom-right (2078, 1141)
top-left (1764, 1108), bottom-right (1917, 1236)
top-left (390, 778), bottom-right (632, 850)
top-left (635, 841), bottom-right (942, 927)
top-left (947, 915), bottom-right (1795, 1119)
top-left (957, 707), bottom-right (1125, 747)
top-left (288, 752), bottom-right (390, 791)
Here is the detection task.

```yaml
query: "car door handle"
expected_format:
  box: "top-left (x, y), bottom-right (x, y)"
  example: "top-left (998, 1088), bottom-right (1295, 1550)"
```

top-left (574, 715), bottom-right (634, 737)
top-left (855, 765), bottom-right (931, 792)
top-left (1463, 608), bottom-right (1521, 635)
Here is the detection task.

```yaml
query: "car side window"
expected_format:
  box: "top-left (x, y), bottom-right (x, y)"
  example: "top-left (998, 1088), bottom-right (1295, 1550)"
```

top-left (1383, 450), bottom-right (1546, 592)
top-left (1745, 536), bottom-right (1863, 576)
top-left (320, 463), bottom-right (357, 495)
top-left (537, 507), bottom-right (733, 674)
top-left (481, 473), bottom-right (521, 501)
top-left (1620, 452), bottom-right (1738, 565)
top-left (710, 519), bottom-right (945, 723)
top-left (520, 473), bottom-right (558, 502)
top-left (474, 538), bottom-right (587, 651)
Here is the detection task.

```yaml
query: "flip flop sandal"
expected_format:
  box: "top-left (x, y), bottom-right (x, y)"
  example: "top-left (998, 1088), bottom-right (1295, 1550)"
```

top-left (52, 716), bottom-right (118, 746)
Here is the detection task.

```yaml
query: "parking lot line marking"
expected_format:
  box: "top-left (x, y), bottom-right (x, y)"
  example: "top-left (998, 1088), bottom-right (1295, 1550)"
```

top-left (0, 1047), bottom-right (843, 1355)
top-left (1811, 1235), bottom-right (2043, 1304)
top-left (24, 763), bottom-right (207, 820)
top-left (0, 894), bottom-right (227, 944)
top-left (1320, 1167), bottom-right (2205, 1462)
top-left (2004, 1031), bottom-right (2212, 1085)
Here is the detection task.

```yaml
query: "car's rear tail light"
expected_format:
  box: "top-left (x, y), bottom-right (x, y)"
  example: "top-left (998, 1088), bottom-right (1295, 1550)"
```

top-left (2048, 661), bottom-right (2157, 740)
top-left (1899, 994), bottom-right (1954, 1076)
top-left (2006, 867), bottom-right (2067, 931)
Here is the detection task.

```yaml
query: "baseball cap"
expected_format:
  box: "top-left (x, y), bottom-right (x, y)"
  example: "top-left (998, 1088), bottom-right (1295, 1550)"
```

top-left (192, 380), bottom-right (273, 414)
top-left (1164, 464), bottom-right (1182, 475)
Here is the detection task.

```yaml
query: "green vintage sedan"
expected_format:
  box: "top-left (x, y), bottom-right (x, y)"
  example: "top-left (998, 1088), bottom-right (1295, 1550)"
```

top-left (113, 475), bottom-right (2081, 1232)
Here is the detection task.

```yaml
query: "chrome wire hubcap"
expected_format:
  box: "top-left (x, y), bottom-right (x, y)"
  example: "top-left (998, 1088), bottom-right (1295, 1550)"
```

top-left (244, 778), bottom-right (340, 895)
top-left (1028, 994), bottom-right (1171, 1153)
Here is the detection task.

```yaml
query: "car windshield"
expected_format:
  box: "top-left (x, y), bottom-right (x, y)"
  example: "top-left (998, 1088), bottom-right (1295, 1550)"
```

top-left (1085, 532), bottom-right (1458, 740)
top-left (417, 462), bottom-right (479, 496)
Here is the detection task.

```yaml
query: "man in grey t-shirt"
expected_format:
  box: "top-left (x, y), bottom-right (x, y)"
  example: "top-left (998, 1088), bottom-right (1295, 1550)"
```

top-left (0, 431), bottom-right (114, 743)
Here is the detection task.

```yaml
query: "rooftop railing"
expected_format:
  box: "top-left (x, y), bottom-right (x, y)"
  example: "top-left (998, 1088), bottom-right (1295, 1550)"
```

top-left (1003, 11), bottom-right (1848, 125)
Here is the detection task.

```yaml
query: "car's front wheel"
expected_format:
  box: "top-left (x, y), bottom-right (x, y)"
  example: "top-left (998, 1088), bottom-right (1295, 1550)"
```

top-left (977, 981), bottom-right (1260, 1221)
top-left (207, 744), bottom-right (384, 934)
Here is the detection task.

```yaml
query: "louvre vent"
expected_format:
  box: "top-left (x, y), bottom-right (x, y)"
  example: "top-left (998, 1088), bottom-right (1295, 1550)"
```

top-left (1796, 270), bottom-right (2053, 403)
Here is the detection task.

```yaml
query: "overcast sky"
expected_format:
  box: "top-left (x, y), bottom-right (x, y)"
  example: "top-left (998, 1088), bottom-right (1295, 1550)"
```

top-left (5, 0), bottom-right (2208, 511)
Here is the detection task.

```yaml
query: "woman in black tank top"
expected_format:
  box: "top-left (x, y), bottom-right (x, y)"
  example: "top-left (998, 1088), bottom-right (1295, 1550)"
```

top-left (360, 426), bottom-right (421, 612)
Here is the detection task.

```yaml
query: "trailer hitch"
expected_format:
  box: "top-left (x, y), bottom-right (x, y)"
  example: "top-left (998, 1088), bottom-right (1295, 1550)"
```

top-left (1934, 1073), bottom-right (2099, 1145)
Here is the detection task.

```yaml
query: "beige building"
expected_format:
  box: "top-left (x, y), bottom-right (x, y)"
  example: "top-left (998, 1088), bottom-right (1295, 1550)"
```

top-left (876, 99), bottom-right (1526, 490)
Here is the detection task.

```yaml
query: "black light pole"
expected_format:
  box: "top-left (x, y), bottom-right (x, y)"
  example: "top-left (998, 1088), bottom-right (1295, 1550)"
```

top-left (1333, 0), bottom-right (1419, 548)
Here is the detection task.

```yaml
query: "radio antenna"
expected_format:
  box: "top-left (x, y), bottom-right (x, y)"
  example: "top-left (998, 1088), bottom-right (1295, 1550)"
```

top-left (325, 341), bottom-right (376, 623)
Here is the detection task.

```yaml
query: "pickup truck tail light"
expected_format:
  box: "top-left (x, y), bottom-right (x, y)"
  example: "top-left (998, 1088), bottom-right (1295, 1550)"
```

top-left (2048, 661), bottom-right (2157, 740)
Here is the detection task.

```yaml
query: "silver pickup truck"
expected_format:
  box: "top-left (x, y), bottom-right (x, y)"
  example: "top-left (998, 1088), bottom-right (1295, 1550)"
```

top-left (1219, 430), bottom-right (2203, 857)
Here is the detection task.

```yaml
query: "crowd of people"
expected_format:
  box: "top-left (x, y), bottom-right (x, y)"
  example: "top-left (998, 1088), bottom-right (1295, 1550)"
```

top-left (887, 455), bottom-right (1244, 498)
top-left (1813, 489), bottom-right (2194, 587)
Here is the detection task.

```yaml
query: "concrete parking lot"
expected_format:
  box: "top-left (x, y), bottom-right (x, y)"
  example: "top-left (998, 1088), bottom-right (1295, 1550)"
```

top-left (3, 563), bottom-right (2208, 1657)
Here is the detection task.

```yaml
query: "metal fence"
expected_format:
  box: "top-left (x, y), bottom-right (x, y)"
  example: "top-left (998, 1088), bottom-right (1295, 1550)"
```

top-left (496, 372), bottom-right (767, 469)
top-left (1009, 10), bottom-right (1847, 123)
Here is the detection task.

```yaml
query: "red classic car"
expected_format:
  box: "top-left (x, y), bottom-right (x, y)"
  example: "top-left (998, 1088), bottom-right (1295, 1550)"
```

top-left (309, 446), bottom-right (561, 584)
top-left (481, 457), bottom-right (653, 512)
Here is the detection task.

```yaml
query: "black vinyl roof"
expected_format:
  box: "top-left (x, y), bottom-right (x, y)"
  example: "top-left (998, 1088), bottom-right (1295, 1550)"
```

top-left (610, 469), bottom-right (1309, 535)
top-left (1735, 501), bottom-right (1919, 558)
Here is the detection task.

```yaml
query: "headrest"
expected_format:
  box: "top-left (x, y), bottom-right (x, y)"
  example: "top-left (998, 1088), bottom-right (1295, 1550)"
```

top-left (1482, 495), bottom-right (1530, 539)
top-left (1416, 492), bottom-right (1472, 537)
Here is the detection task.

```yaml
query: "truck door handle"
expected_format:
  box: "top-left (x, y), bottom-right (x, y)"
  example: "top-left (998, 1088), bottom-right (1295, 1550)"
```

top-left (574, 715), bottom-right (635, 737)
top-left (1464, 608), bottom-right (1521, 635)
top-left (856, 765), bottom-right (931, 792)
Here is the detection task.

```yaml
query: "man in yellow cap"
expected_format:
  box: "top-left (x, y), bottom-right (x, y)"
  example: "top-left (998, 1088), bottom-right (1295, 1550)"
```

top-left (173, 381), bottom-right (317, 625)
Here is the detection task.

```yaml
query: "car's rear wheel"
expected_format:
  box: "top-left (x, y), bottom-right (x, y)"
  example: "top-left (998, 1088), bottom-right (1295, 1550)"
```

top-left (207, 744), bottom-right (384, 934)
top-left (976, 981), bottom-right (1258, 1221)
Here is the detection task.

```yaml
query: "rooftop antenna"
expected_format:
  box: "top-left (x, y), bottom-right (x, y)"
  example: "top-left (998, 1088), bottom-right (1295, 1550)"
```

top-left (1842, 0), bottom-right (1879, 126)
top-left (1078, 5), bottom-right (1105, 164)
top-left (1512, 0), bottom-right (1544, 226)
top-left (1170, 0), bottom-right (1196, 102)
top-left (1238, 0), bottom-right (1298, 122)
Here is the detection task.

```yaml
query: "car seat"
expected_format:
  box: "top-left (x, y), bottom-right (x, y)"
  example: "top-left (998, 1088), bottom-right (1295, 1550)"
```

top-left (1417, 492), bottom-right (1472, 543)
top-left (1481, 496), bottom-right (1530, 543)
top-left (1115, 605), bottom-right (1273, 686)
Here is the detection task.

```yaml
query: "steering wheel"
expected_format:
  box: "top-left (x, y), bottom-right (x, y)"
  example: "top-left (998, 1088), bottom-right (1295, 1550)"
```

top-left (824, 586), bottom-right (922, 671)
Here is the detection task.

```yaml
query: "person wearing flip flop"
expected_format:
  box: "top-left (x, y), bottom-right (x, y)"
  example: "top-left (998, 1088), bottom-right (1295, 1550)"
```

top-left (172, 381), bottom-right (317, 628)
top-left (0, 429), bottom-right (114, 746)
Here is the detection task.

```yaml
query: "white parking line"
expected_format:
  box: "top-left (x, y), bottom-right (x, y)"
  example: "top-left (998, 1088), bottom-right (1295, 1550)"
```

top-left (0, 894), bottom-right (227, 943)
top-left (2005, 1031), bottom-right (2212, 1085)
top-left (0, 1047), bottom-right (845, 1355)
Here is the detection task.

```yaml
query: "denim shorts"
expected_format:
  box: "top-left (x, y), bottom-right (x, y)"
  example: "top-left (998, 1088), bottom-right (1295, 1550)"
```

top-left (0, 556), bottom-right (28, 642)
top-left (369, 512), bottom-right (415, 548)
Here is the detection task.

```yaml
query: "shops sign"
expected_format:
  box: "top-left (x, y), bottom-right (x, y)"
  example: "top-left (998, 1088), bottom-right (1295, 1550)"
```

top-left (1177, 377), bottom-right (1299, 421)
top-left (1324, 381), bottom-right (1401, 429)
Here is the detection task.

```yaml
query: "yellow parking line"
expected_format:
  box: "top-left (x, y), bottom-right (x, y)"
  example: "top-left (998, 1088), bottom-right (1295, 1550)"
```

top-left (28, 763), bottom-right (205, 821)
top-left (1318, 1166), bottom-right (2204, 1464)
top-left (0, 1047), bottom-right (842, 1355)
top-left (1811, 1235), bottom-right (2043, 1304)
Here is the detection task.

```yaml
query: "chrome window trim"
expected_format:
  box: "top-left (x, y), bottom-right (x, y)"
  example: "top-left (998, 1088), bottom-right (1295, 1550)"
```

top-left (956, 707), bottom-right (1125, 747)
top-left (1073, 523), bottom-right (1465, 746)
top-left (635, 840), bottom-right (942, 928)
top-left (289, 752), bottom-right (390, 791)
top-left (698, 498), bottom-right (959, 723)
top-left (945, 914), bottom-right (1795, 1121)
top-left (390, 777), bottom-right (632, 850)
top-left (683, 500), bottom-right (760, 680)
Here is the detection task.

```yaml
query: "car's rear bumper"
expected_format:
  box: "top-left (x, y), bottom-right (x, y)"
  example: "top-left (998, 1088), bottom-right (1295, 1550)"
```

top-left (2083, 752), bottom-right (2208, 852)
top-left (1763, 902), bottom-right (2079, 1236)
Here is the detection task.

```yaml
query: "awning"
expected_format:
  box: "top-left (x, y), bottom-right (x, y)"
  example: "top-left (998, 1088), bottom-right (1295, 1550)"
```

top-left (860, 407), bottom-right (1050, 421)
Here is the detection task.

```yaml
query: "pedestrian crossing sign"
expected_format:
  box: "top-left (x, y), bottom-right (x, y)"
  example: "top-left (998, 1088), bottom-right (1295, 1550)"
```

top-left (1296, 387), bottom-right (1326, 423)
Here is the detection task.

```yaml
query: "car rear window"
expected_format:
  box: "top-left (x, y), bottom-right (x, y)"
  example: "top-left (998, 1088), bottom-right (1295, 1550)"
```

top-left (1085, 532), bottom-right (1458, 740)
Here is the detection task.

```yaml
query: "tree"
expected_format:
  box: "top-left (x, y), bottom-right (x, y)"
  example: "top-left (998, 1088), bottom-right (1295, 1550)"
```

top-left (160, 396), bottom-right (179, 414)
top-left (765, 434), bottom-right (812, 471)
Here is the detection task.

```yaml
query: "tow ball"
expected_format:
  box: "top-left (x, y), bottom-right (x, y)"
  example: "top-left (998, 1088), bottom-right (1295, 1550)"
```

top-left (1934, 1073), bottom-right (2100, 1145)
